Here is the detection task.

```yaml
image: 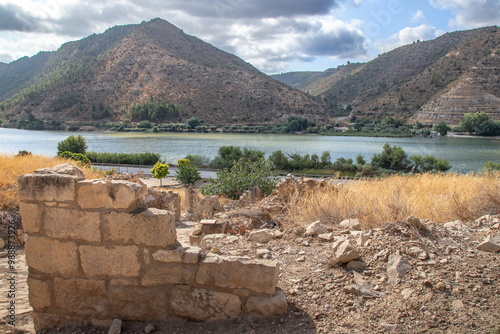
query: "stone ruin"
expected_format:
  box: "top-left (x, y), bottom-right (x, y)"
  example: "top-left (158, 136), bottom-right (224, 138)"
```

top-left (17, 164), bottom-right (286, 331)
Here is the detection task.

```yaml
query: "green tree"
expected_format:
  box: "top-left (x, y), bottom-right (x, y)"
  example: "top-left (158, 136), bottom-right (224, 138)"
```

top-left (57, 135), bottom-right (88, 155)
top-left (371, 143), bottom-right (410, 171)
top-left (460, 112), bottom-right (489, 134)
top-left (175, 159), bottom-right (201, 185)
top-left (186, 117), bottom-right (201, 129)
top-left (433, 122), bottom-right (451, 136)
top-left (201, 158), bottom-right (278, 199)
top-left (150, 162), bottom-right (169, 186)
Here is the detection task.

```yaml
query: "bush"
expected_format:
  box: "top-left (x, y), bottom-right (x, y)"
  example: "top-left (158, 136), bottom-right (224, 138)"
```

top-left (57, 135), bottom-right (87, 155)
top-left (175, 159), bottom-right (201, 185)
top-left (184, 154), bottom-right (211, 167)
top-left (410, 154), bottom-right (451, 173)
top-left (59, 151), bottom-right (91, 167)
top-left (485, 161), bottom-right (500, 171)
top-left (86, 152), bottom-right (161, 165)
top-left (371, 143), bottom-right (410, 171)
top-left (210, 146), bottom-right (264, 170)
top-left (201, 158), bottom-right (278, 199)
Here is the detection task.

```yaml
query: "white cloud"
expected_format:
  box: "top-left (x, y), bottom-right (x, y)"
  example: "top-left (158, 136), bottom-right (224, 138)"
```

top-left (430, 0), bottom-right (500, 28)
top-left (375, 24), bottom-right (441, 52)
top-left (411, 9), bottom-right (425, 23)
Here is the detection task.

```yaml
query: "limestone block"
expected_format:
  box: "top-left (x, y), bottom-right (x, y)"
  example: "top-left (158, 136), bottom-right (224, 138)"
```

top-left (196, 254), bottom-right (279, 295)
top-left (44, 208), bottom-right (101, 242)
top-left (19, 202), bottom-right (42, 234)
top-left (339, 218), bottom-right (361, 230)
top-left (18, 174), bottom-right (77, 202)
top-left (152, 246), bottom-right (202, 264)
top-left (245, 288), bottom-right (287, 317)
top-left (34, 163), bottom-right (85, 179)
top-left (80, 245), bottom-right (140, 277)
top-left (27, 278), bottom-right (51, 310)
top-left (25, 236), bottom-right (78, 276)
top-left (104, 209), bottom-right (176, 247)
top-left (183, 247), bottom-right (203, 264)
top-left (110, 285), bottom-right (168, 321)
top-left (54, 278), bottom-right (107, 317)
top-left (141, 263), bottom-right (196, 286)
top-left (335, 240), bottom-right (359, 263)
top-left (305, 221), bottom-right (328, 236)
top-left (171, 288), bottom-right (241, 321)
top-left (77, 180), bottom-right (147, 211)
top-left (476, 234), bottom-right (500, 253)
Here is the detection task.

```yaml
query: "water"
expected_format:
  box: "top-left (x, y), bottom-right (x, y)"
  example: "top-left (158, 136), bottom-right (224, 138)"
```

top-left (0, 127), bottom-right (499, 173)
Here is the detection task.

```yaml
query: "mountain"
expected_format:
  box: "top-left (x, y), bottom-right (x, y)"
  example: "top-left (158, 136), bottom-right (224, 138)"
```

top-left (0, 18), bottom-right (330, 125)
top-left (273, 26), bottom-right (500, 124)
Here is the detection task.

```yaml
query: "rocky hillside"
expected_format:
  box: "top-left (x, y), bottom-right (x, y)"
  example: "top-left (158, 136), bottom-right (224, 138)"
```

top-left (0, 19), bottom-right (330, 126)
top-left (273, 27), bottom-right (500, 124)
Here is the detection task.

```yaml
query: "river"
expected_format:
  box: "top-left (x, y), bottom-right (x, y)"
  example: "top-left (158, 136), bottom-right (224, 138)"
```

top-left (0, 128), bottom-right (498, 173)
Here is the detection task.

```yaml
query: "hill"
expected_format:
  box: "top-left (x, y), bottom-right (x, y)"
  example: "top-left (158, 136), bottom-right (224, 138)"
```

top-left (0, 19), bottom-right (330, 126)
top-left (273, 27), bottom-right (500, 124)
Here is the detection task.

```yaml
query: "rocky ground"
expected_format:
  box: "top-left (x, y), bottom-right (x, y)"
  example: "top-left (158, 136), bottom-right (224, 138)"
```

top-left (1, 177), bottom-right (499, 334)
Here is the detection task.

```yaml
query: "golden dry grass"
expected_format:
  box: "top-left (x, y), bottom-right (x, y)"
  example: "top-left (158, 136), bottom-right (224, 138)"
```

top-left (286, 173), bottom-right (500, 228)
top-left (0, 154), bottom-right (104, 209)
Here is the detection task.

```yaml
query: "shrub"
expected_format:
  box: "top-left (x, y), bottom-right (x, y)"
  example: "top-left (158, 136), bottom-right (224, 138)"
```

top-left (58, 151), bottom-right (91, 167)
top-left (371, 143), bottom-right (410, 171)
top-left (150, 162), bottom-right (169, 186)
top-left (485, 161), bottom-right (500, 171)
top-left (210, 146), bottom-right (264, 170)
top-left (201, 158), bottom-right (278, 199)
top-left (184, 154), bottom-right (211, 167)
top-left (16, 150), bottom-right (32, 157)
top-left (433, 122), bottom-right (451, 136)
top-left (175, 159), bottom-right (201, 185)
top-left (86, 152), bottom-right (161, 165)
top-left (57, 135), bottom-right (87, 155)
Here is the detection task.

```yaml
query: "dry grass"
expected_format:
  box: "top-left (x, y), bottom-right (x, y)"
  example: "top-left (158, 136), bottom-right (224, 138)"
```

top-left (0, 154), bottom-right (104, 209)
top-left (286, 173), bottom-right (500, 228)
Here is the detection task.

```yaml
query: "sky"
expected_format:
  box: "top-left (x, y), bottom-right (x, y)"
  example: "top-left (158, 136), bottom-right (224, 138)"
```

top-left (0, 0), bottom-right (499, 74)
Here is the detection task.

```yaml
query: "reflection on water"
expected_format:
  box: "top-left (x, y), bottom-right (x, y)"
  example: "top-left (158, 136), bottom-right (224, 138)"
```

top-left (0, 128), bottom-right (499, 173)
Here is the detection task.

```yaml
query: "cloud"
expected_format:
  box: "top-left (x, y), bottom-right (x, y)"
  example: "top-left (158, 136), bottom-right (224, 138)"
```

top-left (0, 4), bottom-right (42, 32)
top-left (0, 52), bottom-right (13, 63)
top-left (411, 10), bottom-right (425, 23)
top-left (375, 25), bottom-right (441, 52)
top-left (430, 0), bottom-right (500, 28)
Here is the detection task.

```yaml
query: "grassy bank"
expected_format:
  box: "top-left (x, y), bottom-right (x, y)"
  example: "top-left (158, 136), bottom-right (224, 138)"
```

top-left (0, 154), bottom-right (102, 209)
top-left (286, 172), bottom-right (500, 227)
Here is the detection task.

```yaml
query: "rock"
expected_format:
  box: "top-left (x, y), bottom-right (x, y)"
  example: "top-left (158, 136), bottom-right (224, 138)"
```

top-left (245, 289), bottom-right (288, 318)
top-left (346, 259), bottom-right (366, 271)
top-left (401, 288), bottom-right (414, 299)
top-left (407, 246), bottom-right (425, 258)
top-left (108, 318), bottom-right (122, 334)
top-left (380, 323), bottom-right (397, 332)
top-left (435, 282), bottom-right (447, 291)
top-left (339, 218), bottom-right (361, 230)
top-left (357, 230), bottom-right (372, 246)
top-left (335, 240), bottom-right (359, 263)
top-left (0, 238), bottom-right (4, 249)
top-left (452, 300), bottom-right (464, 310)
top-left (387, 254), bottom-right (412, 283)
top-left (199, 234), bottom-right (227, 251)
top-left (256, 248), bottom-right (271, 258)
top-left (406, 216), bottom-right (428, 230)
top-left (476, 234), bottom-right (500, 253)
top-left (247, 229), bottom-right (275, 243)
top-left (305, 221), bottom-right (328, 236)
top-left (444, 220), bottom-right (467, 230)
top-left (318, 232), bottom-right (335, 241)
top-left (34, 163), bottom-right (85, 180)
top-left (144, 323), bottom-right (156, 334)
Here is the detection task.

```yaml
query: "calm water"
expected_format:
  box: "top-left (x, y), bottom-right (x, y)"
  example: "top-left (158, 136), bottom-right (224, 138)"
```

top-left (0, 128), bottom-right (499, 173)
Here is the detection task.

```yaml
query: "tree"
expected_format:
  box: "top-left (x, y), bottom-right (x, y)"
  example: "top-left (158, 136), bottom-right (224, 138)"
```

top-left (371, 143), bottom-right (410, 171)
top-left (201, 158), bottom-right (278, 199)
top-left (57, 135), bottom-right (87, 155)
top-left (460, 112), bottom-right (489, 134)
top-left (150, 162), bottom-right (169, 186)
top-left (175, 159), bottom-right (201, 185)
top-left (186, 117), bottom-right (201, 129)
top-left (433, 122), bottom-right (451, 136)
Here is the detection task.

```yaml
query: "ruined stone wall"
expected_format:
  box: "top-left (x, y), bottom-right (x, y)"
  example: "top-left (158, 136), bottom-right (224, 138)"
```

top-left (18, 164), bottom-right (286, 331)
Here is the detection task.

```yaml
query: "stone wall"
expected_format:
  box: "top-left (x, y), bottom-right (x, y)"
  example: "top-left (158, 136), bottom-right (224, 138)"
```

top-left (18, 164), bottom-right (286, 331)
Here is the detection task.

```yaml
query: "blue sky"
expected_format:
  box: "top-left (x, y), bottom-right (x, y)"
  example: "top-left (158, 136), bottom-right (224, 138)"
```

top-left (0, 0), bottom-right (498, 74)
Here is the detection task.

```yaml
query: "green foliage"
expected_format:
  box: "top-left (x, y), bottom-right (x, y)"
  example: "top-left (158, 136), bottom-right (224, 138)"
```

top-left (184, 154), bottom-right (211, 167)
top-left (138, 120), bottom-right (152, 128)
top-left (371, 143), bottom-right (410, 171)
top-left (57, 135), bottom-right (87, 155)
top-left (210, 146), bottom-right (264, 170)
top-left (16, 150), bottom-right (32, 157)
top-left (459, 112), bottom-right (500, 136)
top-left (332, 157), bottom-right (357, 173)
top-left (201, 158), bottom-right (278, 199)
top-left (129, 100), bottom-right (179, 122)
top-left (186, 117), bottom-right (201, 129)
top-left (485, 161), bottom-right (500, 171)
top-left (150, 162), bottom-right (169, 186)
top-left (356, 154), bottom-right (366, 166)
top-left (175, 159), bottom-right (201, 185)
top-left (59, 151), bottom-right (91, 167)
top-left (410, 155), bottom-right (451, 172)
top-left (85, 151), bottom-right (161, 165)
top-left (433, 122), bottom-right (451, 136)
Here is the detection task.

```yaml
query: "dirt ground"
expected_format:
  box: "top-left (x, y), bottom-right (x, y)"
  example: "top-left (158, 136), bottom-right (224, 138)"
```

top-left (1, 178), bottom-right (499, 334)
